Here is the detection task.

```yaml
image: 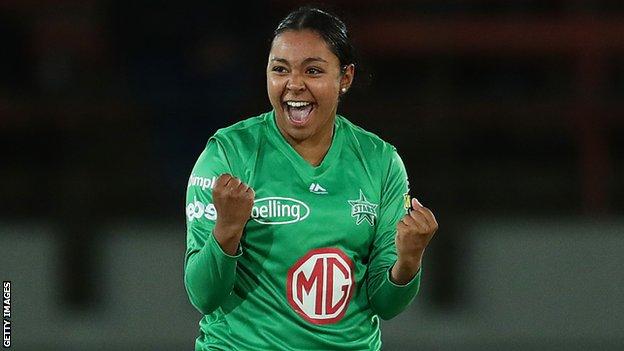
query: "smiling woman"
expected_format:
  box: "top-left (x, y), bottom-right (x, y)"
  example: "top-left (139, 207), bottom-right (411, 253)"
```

top-left (268, 29), bottom-right (354, 164)
top-left (267, 10), bottom-right (356, 165)
top-left (183, 6), bottom-right (438, 351)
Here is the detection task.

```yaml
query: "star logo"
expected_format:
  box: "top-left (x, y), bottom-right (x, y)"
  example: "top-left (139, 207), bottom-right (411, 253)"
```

top-left (348, 190), bottom-right (378, 226)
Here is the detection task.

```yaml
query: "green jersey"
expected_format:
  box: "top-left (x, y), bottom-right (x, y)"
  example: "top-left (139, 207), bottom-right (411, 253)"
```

top-left (184, 111), bottom-right (421, 350)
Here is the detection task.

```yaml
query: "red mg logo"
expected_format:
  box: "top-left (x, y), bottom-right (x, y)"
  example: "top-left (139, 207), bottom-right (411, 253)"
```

top-left (286, 248), bottom-right (354, 325)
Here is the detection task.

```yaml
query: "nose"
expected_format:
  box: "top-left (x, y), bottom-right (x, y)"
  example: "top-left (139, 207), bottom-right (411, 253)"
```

top-left (286, 73), bottom-right (306, 92)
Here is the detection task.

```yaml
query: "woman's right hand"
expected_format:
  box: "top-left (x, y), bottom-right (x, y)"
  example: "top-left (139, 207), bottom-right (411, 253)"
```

top-left (212, 173), bottom-right (255, 255)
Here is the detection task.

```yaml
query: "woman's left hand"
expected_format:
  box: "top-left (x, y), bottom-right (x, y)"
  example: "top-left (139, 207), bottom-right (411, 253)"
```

top-left (391, 198), bottom-right (438, 284)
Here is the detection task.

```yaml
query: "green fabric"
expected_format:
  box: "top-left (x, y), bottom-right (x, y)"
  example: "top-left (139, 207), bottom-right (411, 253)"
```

top-left (184, 111), bottom-right (421, 350)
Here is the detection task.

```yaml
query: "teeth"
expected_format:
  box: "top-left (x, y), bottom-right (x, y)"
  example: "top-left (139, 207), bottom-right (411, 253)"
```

top-left (285, 101), bottom-right (311, 108)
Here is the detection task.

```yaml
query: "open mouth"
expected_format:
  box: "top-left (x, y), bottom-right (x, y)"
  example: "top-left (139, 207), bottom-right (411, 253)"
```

top-left (283, 101), bottom-right (314, 126)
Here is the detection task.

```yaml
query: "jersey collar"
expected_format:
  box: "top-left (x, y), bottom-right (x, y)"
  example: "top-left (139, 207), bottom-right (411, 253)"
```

top-left (265, 110), bottom-right (344, 178)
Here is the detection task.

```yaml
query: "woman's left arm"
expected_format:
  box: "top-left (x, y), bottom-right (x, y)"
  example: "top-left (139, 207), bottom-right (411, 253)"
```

top-left (391, 198), bottom-right (437, 284)
top-left (366, 149), bottom-right (438, 320)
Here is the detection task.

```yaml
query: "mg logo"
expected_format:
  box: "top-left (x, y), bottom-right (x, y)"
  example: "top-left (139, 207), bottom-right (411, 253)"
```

top-left (286, 248), bottom-right (354, 325)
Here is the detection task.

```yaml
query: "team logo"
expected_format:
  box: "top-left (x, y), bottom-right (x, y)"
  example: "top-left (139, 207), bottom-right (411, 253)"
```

top-left (252, 197), bottom-right (310, 225)
top-left (348, 190), bottom-right (378, 226)
top-left (286, 248), bottom-right (354, 325)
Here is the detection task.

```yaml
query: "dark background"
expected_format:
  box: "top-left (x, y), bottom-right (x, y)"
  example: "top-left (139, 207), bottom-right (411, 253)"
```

top-left (1, 1), bottom-right (623, 350)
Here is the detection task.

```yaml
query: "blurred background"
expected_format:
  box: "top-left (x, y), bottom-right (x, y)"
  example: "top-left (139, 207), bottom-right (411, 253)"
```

top-left (1, 0), bottom-right (623, 350)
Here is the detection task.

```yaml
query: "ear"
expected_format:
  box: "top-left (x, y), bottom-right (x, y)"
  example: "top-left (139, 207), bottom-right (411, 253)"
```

top-left (340, 64), bottom-right (355, 92)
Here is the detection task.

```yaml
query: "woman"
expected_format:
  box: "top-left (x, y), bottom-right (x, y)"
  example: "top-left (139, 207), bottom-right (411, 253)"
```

top-left (184, 7), bottom-right (438, 350)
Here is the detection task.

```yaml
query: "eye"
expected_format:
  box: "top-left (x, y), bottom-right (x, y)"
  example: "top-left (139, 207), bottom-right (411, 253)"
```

top-left (271, 66), bottom-right (288, 74)
top-left (306, 67), bottom-right (323, 75)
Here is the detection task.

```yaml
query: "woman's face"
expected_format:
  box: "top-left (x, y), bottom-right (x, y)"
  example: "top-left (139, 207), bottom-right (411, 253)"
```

top-left (267, 29), bottom-right (354, 143)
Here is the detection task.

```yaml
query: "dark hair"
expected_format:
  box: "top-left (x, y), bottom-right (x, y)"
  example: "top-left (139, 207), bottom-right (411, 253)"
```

top-left (272, 6), bottom-right (357, 74)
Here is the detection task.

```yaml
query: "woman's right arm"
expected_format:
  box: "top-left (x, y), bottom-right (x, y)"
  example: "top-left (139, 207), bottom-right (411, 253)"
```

top-left (184, 138), bottom-right (253, 315)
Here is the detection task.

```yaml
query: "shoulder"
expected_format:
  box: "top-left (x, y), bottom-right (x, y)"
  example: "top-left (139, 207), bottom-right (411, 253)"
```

top-left (338, 115), bottom-right (406, 187)
top-left (211, 111), bottom-right (270, 147)
top-left (337, 115), bottom-right (398, 159)
top-left (205, 111), bottom-right (271, 178)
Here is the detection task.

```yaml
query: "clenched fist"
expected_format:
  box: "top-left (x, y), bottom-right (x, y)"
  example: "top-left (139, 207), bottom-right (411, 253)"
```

top-left (212, 174), bottom-right (255, 255)
top-left (391, 197), bottom-right (438, 285)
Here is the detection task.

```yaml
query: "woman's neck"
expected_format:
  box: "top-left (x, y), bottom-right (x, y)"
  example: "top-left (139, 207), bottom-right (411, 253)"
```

top-left (282, 123), bottom-right (334, 167)
top-left (293, 133), bottom-right (332, 167)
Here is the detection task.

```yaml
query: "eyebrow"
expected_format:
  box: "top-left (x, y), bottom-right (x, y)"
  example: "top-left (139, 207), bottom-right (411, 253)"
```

top-left (270, 57), bottom-right (329, 65)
